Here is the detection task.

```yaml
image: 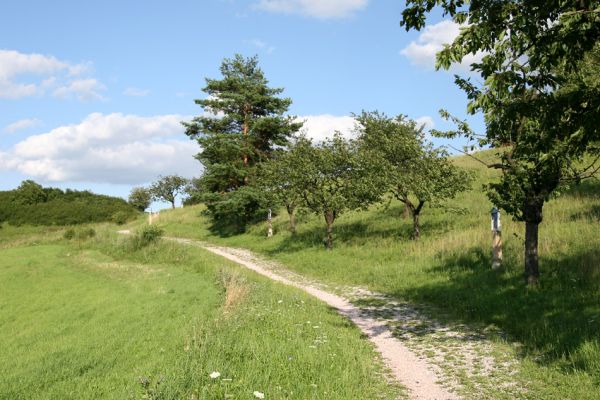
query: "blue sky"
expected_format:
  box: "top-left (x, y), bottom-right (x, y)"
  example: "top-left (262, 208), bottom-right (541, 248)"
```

top-left (0, 0), bottom-right (481, 207)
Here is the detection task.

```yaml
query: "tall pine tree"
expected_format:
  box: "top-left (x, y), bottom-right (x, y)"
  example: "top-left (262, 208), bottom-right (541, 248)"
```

top-left (183, 54), bottom-right (302, 232)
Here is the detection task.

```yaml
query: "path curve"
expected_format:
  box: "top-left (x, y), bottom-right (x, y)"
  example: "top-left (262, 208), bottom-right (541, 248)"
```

top-left (168, 237), bottom-right (459, 400)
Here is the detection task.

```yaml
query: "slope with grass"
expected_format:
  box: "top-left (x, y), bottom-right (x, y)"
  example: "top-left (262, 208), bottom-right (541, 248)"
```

top-left (0, 226), bottom-right (403, 399)
top-left (140, 150), bottom-right (600, 399)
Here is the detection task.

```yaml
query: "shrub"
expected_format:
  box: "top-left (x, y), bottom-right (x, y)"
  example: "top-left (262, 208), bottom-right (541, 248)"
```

top-left (112, 211), bottom-right (130, 225)
top-left (128, 225), bottom-right (164, 251)
top-left (77, 228), bottom-right (96, 240)
top-left (63, 228), bottom-right (76, 240)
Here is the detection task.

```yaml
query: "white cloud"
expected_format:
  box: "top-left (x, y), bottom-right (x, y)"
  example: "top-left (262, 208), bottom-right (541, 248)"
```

top-left (53, 78), bottom-right (106, 101)
top-left (245, 38), bottom-right (276, 54)
top-left (256, 0), bottom-right (368, 19)
top-left (400, 20), bottom-right (484, 70)
top-left (123, 87), bottom-right (150, 97)
top-left (0, 49), bottom-right (105, 100)
top-left (415, 115), bottom-right (435, 131)
top-left (3, 118), bottom-right (41, 134)
top-left (297, 114), bottom-right (356, 141)
top-left (0, 113), bottom-right (200, 184)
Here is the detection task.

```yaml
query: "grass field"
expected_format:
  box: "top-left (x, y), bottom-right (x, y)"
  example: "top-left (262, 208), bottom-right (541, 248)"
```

top-left (139, 151), bottom-right (600, 399)
top-left (0, 228), bottom-right (402, 399)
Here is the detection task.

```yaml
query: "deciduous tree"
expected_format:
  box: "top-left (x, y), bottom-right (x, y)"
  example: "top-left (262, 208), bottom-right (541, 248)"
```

top-left (128, 187), bottom-right (152, 212)
top-left (357, 112), bottom-right (471, 239)
top-left (150, 175), bottom-right (188, 209)
top-left (401, 1), bottom-right (600, 284)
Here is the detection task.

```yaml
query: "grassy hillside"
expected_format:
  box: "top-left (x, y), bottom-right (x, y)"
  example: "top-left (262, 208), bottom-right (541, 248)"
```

top-left (0, 185), bottom-right (138, 226)
top-left (0, 226), bottom-right (401, 399)
top-left (141, 150), bottom-right (600, 398)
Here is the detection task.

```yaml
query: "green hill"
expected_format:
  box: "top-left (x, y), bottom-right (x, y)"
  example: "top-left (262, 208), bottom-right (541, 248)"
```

top-left (134, 149), bottom-right (600, 397)
top-left (0, 181), bottom-right (138, 226)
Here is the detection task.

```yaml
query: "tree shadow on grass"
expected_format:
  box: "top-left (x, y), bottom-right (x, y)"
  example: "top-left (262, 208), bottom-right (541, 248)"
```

top-left (268, 218), bottom-right (449, 254)
top-left (571, 204), bottom-right (600, 222)
top-left (397, 246), bottom-right (600, 374)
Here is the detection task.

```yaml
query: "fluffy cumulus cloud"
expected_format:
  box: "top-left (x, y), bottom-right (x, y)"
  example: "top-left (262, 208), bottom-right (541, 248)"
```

top-left (256, 0), bottom-right (368, 19)
top-left (0, 113), bottom-right (200, 184)
top-left (297, 114), bottom-right (357, 141)
top-left (0, 49), bottom-right (105, 100)
top-left (3, 118), bottom-right (41, 134)
top-left (400, 20), bottom-right (484, 70)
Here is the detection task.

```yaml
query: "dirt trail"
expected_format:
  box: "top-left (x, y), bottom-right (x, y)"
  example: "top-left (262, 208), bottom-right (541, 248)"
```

top-left (169, 237), bottom-right (460, 400)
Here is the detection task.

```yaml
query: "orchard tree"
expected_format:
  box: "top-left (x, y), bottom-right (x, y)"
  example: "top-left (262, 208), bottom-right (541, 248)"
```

top-left (182, 54), bottom-right (302, 231)
top-left (287, 134), bottom-right (386, 250)
top-left (357, 112), bottom-right (471, 239)
top-left (256, 146), bottom-right (307, 234)
top-left (401, 1), bottom-right (600, 284)
top-left (128, 187), bottom-right (152, 212)
top-left (150, 175), bottom-right (188, 209)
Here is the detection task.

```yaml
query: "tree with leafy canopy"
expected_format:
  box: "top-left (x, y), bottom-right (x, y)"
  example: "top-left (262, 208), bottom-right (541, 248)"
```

top-left (356, 111), bottom-right (472, 239)
top-left (256, 145), bottom-right (309, 234)
top-left (182, 54), bottom-right (302, 232)
top-left (128, 187), bottom-right (152, 212)
top-left (285, 134), bottom-right (386, 250)
top-left (150, 175), bottom-right (188, 209)
top-left (15, 180), bottom-right (47, 205)
top-left (400, 1), bottom-right (600, 284)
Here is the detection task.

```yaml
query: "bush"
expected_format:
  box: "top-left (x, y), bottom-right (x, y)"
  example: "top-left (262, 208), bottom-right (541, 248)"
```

top-left (63, 228), bottom-right (76, 240)
top-left (129, 225), bottom-right (164, 250)
top-left (77, 228), bottom-right (96, 240)
top-left (112, 211), bottom-right (130, 225)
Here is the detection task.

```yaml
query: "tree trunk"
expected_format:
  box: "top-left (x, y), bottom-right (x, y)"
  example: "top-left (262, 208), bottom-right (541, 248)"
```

top-left (171, 200), bottom-right (175, 209)
top-left (286, 204), bottom-right (296, 234)
top-left (412, 212), bottom-right (420, 240)
top-left (524, 221), bottom-right (539, 284)
top-left (523, 197), bottom-right (543, 285)
top-left (324, 210), bottom-right (335, 250)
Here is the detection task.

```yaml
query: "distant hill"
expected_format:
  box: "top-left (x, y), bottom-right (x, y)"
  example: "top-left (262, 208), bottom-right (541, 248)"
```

top-left (0, 181), bottom-right (138, 226)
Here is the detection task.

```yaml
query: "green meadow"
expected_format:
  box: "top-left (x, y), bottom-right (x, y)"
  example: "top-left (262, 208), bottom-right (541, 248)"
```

top-left (143, 151), bottom-right (600, 398)
top-left (0, 228), bottom-right (402, 399)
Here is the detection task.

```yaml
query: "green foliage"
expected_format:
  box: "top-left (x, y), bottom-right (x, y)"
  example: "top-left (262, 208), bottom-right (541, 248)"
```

top-left (356, 111), bottom-right (472, 239)
top-left (63, 228), bottom-right (75, 240)
top-left (111, 211), bottom-right (130, 225)
top-left (400, 1), bottom-right (600, 282)
top-left (275, 134), bottom-right (386, 249)
top-left (14, 180), bottom-right (47, 205)
top-left (182, 177), bottom-right (204, 206)
top-left (62, 227), bottom-right (96, 241)
top-left (183, 54), bottom-right (302, 231)
top-left (149, 175), bottom-right (188, 209)
top-left (128, 186), bottom-right (152, 211)
top-left (0, 181), bottom-right (138, 226)
top-left (128, 225), bottom-right (164, 250)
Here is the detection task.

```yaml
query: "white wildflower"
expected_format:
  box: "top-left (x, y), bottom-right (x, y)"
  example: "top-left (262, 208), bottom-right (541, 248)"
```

top-left (209, 371), bottom-right (221, 379)
top-left (253, 391), bottom-right (265, 399)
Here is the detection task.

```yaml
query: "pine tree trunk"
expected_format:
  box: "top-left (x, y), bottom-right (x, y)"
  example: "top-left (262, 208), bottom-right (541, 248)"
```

top-left (324, 210), bottom-right (335, 250)
top-left (286, 204), bottom-right (296, 234)
top-left (524, 221), bottom-right (540, 285)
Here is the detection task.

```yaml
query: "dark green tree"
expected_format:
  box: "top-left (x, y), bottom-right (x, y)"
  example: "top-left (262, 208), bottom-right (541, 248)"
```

top-left (357, 112), bottom-right (472, 239)
top-left (183, 54), bottom-right (302, 232)
top-left (285, 134), bottom-right (386, 250)
top-left (128, 187), bottom-right (152, 212)
top-left (150, 175), bottom-right (188, 209)
top-left (401, 1), bottom-right (600, 284)
top-left (15, 180), bottom-right (47, 205)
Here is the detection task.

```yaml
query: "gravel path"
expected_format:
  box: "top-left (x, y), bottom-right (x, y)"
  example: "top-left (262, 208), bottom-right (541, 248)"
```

top-left (168, 237), bottom-right (460, 400)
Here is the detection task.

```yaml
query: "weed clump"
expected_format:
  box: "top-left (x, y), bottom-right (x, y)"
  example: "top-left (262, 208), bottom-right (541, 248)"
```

top-left (63, 227), bottom-right (95, 240)
top-left (130, 225), bottom-right (164, 250)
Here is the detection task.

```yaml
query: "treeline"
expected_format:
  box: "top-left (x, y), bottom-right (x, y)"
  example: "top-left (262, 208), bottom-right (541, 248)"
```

top-left (0, 180), bottom-right (138, 226)
top-left (183, 55), bottom-right (471, 247)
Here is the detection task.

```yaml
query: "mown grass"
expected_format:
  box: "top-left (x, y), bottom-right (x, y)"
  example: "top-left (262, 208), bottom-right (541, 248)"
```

top-left (145, 150), bottom-right (600, 398)
top-left (0, 226), bottom-right (402, 399)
